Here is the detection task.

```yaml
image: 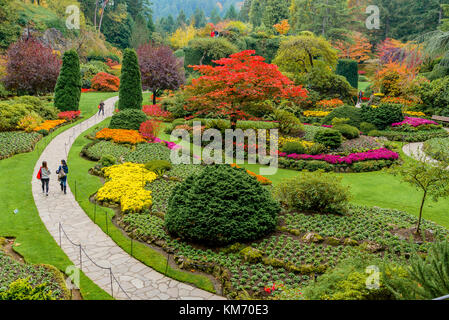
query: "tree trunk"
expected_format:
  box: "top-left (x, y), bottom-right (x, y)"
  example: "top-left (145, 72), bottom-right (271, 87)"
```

top-left (98, 0), bottom-right (109, 33)
top-left (230, 114), bottom-right (237, 131)
top-left (417, 191), bottom-right (427, 234)
top-left (94, 0), bottom-right (99, 30)
top-left (153, 91), bottom-right (157, 105)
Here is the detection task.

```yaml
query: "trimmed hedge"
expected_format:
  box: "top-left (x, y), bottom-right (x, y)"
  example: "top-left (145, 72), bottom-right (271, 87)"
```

top-left (322, 106), bottom-right (362, 128)
top-left (278, 158), bottom-right (395, 173)
top-left (109, 109), bottom-right (147, 130)
top-left (165, 165), bottom-right (280, 245)
top-left (361, 103), bottom-right (404, 130)
top-left (314, 129), bottom-right (343, 149)
top-left (368, 129), bottom-right (449, 142)
top-left (54, 49), bottom-right (81, 111)
top-left (336, 59), bottom-right (358, 89)
top-left (118, 49), bottom-right (143, 110)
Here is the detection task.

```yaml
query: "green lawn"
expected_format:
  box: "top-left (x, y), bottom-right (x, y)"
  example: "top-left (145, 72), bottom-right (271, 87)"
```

top-left (358, 81), bottom-right (371, 92)
top-left (0, 92), bottom-right (117, 300)
top-left (67, 119), bottom-right (216, 294)
top-left (161, 128), bottom-right (449, 229)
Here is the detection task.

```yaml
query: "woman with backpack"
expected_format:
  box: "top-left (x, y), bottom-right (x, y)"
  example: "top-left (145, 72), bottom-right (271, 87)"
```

top-left (56, 160), bottom-right (69, 195)
top-left (37, 161), bottom-right (51, 196)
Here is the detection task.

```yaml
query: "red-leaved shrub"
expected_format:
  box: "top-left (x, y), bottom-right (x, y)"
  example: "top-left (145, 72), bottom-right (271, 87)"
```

top-left (142, 104), bottom-right (173, 120)
top-left (91, 72), bottom-right (120, 92)
top-left (58, 111), bottom-right (81, 121)
top-left (139, 119), bottom-right (162, 141)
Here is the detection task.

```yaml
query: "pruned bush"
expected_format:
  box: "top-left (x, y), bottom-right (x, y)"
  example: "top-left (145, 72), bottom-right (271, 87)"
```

top-left (334, 124), bottom-right (360, 139)
top-left (109, 109), bottom-right (147, 130)
top-left (360, 122), bottom-right (377, 134)
top-left (165, 164), bottom-right (280, 245)
top-left (361, 103), bottom-right (404, 130)
top-left (281, 141), bottom-right (306, 154)
top-left (274, 171), bottom-right (350, 215)
top-left (322, 106), bottom-right (362, 128)
top-left (313, 129), bottom-right (343, 149)
top-left (99, 154), bottom-right (117, 167)
top-left (274, 109), bottom-right (304, 136)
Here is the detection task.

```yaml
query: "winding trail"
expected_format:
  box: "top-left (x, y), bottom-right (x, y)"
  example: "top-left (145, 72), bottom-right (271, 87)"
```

top-left (32, 96), bottom-right (224, 300)
top-left (402, 128), bottom-right (449, 164)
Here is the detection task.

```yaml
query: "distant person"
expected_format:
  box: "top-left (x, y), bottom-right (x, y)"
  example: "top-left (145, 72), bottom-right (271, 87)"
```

top-left (98, 101), bottom-right (105, 116)
top-left (358, 90), bottom-right (363, 104)
top-left (56, 160), bottom-right (69, 195)
top-left (37, 161), bottom-right (51, 196)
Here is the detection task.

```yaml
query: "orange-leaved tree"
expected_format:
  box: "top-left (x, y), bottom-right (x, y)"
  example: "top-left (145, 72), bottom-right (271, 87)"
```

top-left (185, 50), bottom-right (308, 129)
top-left (333, 32), bottom-right (372, 63)
top-left (91, 72), bottom-right (120, 92)
top-left (274, 20), bottom-right (290, 35)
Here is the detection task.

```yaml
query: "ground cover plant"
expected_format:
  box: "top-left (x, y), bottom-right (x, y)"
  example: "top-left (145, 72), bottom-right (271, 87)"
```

top-left (0, 132), bottom-right (42, 160)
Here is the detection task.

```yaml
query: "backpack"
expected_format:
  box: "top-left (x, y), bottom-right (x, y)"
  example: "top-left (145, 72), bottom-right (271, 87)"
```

top-left (58, 166), bottom-right (67, 179)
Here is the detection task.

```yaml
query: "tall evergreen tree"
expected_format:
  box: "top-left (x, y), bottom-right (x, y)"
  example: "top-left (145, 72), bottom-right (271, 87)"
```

top-left (130, 12), bottom-right (151, 49)
top-left (0, 0), bottom-right (21, 50)
top-left (192, 8), bottom-right (207, 28)
top-left (210, 7), bottom-right (221, 24)
top-left (225, 4), bottom-right (239, 20)
top-left (54, 50), bottom-right (81, 112)
top-left (249, 0), bottom-right (266, 27)
top-left (262, 0), bottom-right (289, 26)
top-left (118, 49), bottom-right (143, 110)
top-left (239, 0), bottom-right (253, 22)
top-left (176, 9), bottom-right (187, 29)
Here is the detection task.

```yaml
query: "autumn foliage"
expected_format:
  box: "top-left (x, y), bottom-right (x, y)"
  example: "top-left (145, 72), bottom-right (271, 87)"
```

top-left (139, 119), bottom-right (162, 141)
top-left (274, 20), bottom-right (290, 35)
top-left (91, 72), bottom-right (120, 92)
top-left (185, 50), bottom-right (308, 128)
top-left (333, 32), bottom-right (372, 63)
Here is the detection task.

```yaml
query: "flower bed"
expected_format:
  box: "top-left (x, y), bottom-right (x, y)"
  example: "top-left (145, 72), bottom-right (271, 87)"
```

top-left (230, 163), bottom-right (272, 185)
top-left (33, 119), bottom-right (66, 133)
top-left (96, 163), bottom-right (157, 213)
top-left (403, 111), bottom-right (426, 117)
top-left (316, 99), bottom-right (344, 109)
top-left (303, 111), bottom-right (330, 117)
top-left (95, 128), bottom-right (146, 144)
top-left (368, 129), bottom-right (449, 142)
top-left (0, 131), bottom-right (42, 160)
top-left (392, 117), bottom-right (438, 128)
top-left (58, 111), bottom-right (81, 121)
top-left (279, 148), bottom-right (398, 165)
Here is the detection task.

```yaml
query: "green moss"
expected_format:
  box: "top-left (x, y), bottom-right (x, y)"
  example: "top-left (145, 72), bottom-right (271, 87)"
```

top-left (327, 237), bottom-right (342, 246)
top-left (239, 247), bottom-right (263, 263)
top-left (344, 238), bottom-right (359, 246)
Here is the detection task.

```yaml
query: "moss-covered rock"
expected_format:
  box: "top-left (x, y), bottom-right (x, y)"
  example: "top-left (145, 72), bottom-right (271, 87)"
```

top-left (302, 232), bottom-right (324, 243)
top-left (344, 238), bottom-right (359, 246)
top-left (327, 237), bottom-right (341, 246)
top-left (240, 247), bottom-right (263, 263)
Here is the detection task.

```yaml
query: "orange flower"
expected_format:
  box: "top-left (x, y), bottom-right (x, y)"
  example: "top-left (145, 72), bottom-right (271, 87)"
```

top-left (95, 128), bottom-right (146, 144)
top-left (231, 164), bottom-right (272, 185)
top-left (34, 119), bottom-right (66, 132)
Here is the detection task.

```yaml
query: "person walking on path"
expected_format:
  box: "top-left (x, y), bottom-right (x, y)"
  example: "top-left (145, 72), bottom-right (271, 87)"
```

top-left (37, 161), bottom-right (51, 196)
top-left (56, 160), bottom-right (69, 195)
top-left (98, 101), bottom-right (105, 116)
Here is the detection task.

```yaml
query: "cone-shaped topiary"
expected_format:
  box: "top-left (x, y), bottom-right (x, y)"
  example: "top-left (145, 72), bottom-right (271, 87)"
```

top-left (54, 49), bottom-right (81, 111)
top-left (118, 48), bottom-right (143, 110)
top-left (165, 164), bottom-right (280, 245)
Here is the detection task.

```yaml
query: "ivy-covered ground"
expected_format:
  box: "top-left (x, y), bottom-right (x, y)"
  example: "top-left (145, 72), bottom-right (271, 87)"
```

top-left (0, 131), bottom-right (42, 160)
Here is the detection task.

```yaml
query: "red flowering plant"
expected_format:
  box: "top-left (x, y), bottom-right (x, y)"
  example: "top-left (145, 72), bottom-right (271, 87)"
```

top-left (142, 104), bottom-right (173, 121)
top-left (185, 50), bottom-right (308, 130)
top-left (139, 119), bottom-right (162, 142)
top-left (58, 111), bottom-right (81, 121)
top-left (263, 283), bottom-right (285, 295)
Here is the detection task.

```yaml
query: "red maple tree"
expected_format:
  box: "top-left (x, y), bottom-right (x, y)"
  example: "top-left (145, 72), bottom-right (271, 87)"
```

top-left (333, 32), bottom-right (372, 63)
top-left (91, 72), bottom-right (120, 92)
top-left (185, 50), bottom-right (308, 129)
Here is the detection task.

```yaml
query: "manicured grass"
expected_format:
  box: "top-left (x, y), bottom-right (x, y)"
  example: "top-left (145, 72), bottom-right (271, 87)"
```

top-left (161, 126), bottom-right (449, 230)
top-left (67, 119), bottom-right (216, 294)
top-left (0, 92), bottom-right (117, 300)
top-left (359, 81), bottom-right (371, 91)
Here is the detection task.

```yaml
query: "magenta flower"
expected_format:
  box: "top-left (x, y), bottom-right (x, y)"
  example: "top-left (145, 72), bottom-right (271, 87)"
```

top-left (392, 117), bottom-right (438, 128)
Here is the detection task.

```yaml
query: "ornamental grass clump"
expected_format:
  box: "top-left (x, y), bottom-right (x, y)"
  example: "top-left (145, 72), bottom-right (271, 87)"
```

top-left (96, 163), bottom-right (157, 213)
top-left (165, 164), bottom-right (280, 245)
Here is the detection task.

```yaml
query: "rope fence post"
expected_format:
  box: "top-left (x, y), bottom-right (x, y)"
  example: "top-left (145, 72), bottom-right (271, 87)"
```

top-left (110, 269), bottom-right (114, 298)
top-left (94, 200), bottom-right (97, 223)
top-left (79, 244), bottom-right (82, 271)
top-left (105, 211), bottom-right (109, 235)
top-left (130, 238), bottom-right (133, 257)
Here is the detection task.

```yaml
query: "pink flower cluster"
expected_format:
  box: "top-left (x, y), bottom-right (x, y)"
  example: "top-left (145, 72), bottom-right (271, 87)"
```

top-left (142, 104), bottom-right (172, 119)
top-left (279, 148), bottom-right (399, 165)
top-left (150, 137), bottom-right (181, 150)
top-left (303, 123), bottom-right (333, 128)
top-left (392, 117), bottom-right (438, 128)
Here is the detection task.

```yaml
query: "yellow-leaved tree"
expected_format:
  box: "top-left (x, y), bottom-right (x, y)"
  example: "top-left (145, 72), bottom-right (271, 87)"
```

top-left (170, 24), bottom-right (197, 49)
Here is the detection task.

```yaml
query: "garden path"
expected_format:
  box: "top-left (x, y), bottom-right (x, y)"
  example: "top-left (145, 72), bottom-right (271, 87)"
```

top-left (402, 128), bottom-right (449, 165)
top-left (31, 96), bottom-right (224, 300)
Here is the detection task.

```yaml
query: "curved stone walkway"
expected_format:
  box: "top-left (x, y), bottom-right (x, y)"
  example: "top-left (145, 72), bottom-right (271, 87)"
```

top-left (32, 96), bottom-right (224, 300)
top-left (402, 128), bottom-right (449, 165)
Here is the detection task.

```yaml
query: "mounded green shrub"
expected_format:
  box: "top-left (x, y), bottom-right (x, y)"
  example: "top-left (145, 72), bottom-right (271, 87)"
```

top-left (281, 141), bottom-right (306, 154)
top-left (54, 50), bottom-right (81, 111)
top-left (145, 160), bottom-right (172, 175)
top-left (314, 129), bottom-right (343, 149)
top-left (322, 106), bottom-right (362, 128)
top-left (336, 59), bottom-right (358, 88)
top-left (109, 109), bottom-right (147, 130)
top-left (274, 109), bottom-right (304, 136)
top-left (361, 103), bottom-right (404, 130)
top-left (165, 164), bottom-right (280, 245)
top-left (360, 122), bottom-right (377, 134)
top-left (274, 171), bottom-right (350, 215)
top-left (99, 154), bottom-right (116, 167)
top-left (334, 124), bottom-right (360, 139)
top-left (118, 49), bottom-right (143, 110)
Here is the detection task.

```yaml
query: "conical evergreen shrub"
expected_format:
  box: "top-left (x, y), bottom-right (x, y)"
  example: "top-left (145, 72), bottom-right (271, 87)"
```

top-left (54, 49), bottom-right (81, 111)
top-left (118, 48), bottom-right (143, 110)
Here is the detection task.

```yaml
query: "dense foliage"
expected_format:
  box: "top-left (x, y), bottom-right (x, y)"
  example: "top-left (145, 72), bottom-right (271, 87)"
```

top-left (118, 49), bottom-right (143, 110)
top-left (109, 109), bottom-right (148, 131)
top-left (165, 164), bottom-right (280, 245)
top-left (54, 50), bottom-right (81, 111)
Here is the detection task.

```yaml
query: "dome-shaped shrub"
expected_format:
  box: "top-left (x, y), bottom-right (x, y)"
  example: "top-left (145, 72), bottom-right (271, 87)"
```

top-left (109, 109), bottom-right (147, 130)
top-left (165, 164), bottom-right (280, 245)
